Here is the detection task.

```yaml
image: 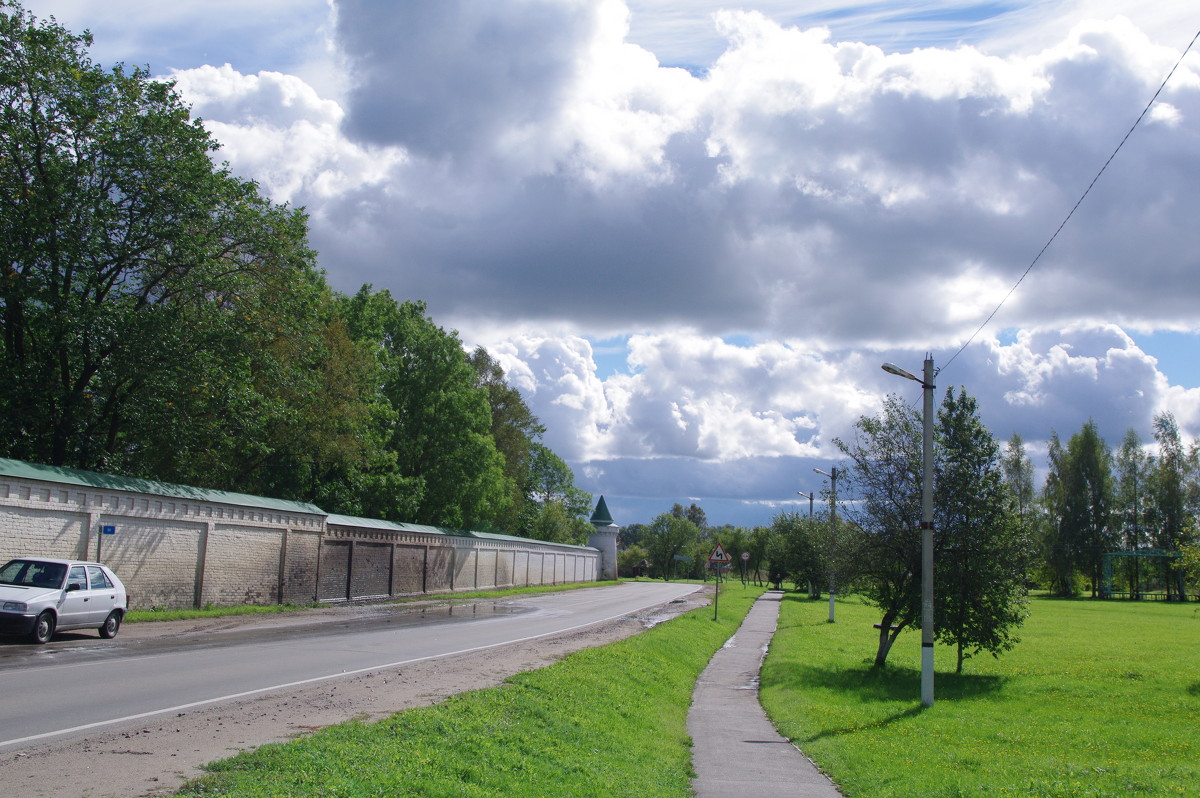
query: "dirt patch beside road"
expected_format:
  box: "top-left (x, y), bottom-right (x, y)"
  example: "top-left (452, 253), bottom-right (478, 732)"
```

top-left (2, 591), bottom-right (709, 798)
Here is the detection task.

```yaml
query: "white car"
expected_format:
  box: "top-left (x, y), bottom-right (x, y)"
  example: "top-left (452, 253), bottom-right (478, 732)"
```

top-left (0, 558), bottom-right (128, 644)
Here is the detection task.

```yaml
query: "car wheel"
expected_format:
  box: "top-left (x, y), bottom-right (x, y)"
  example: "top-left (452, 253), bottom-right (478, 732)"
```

top-left (99, 610), bottom-right (122, 639)
top-left (32, 611), bottom-right (56, 644)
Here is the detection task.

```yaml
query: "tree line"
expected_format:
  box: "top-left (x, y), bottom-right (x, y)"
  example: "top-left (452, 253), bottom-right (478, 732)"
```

top-left (622, 391), bottom-right (1200, 675)
top-left (1032, 412), bottom-right (1199, 600)
top-left (0, 2), bottom-right (591, 541)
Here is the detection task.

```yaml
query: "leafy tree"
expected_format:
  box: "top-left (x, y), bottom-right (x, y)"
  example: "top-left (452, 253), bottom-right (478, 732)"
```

top-left (642, 513), bottom-right (699, 581)
top-left (839, 391), bottom-right (1028, 669)
top-left (619, 523), bottom-right (647, 550)
top-left (748, 525), bottom-right (773, 586)
top-left (339, 286), bottom-right (508, 529)
top-left (671, 502), bottom-right (708, 532)
top-left (1181, 543), bottom-right (1200, 597)
top-left (0, 2), bottom-right (321, 480)
top-left (525, 443), bottom-right (592, 517)
top-left (617, 544), bottom-right (650, 578)
top-left (468, 346), bottom-right (545, 534)
top-left (1113, 428), bottom-right (1151, 597)
top-left (526, 498), bottom-right (591, 545)
top-left (767, 511), bottom-right (823, 593)
top-left (1001, 434), bottom-right (1036, 521)
top-left (1063, 421), bottom-right (1115, 597)
top-left (1039, 431), bottom-right (1075, 595)
top-left (1148, 412), bottom-right (1196, 600)
top-left (934, 388), bottom-right (1028, 674)
top-left (836, 395), bottom-right (923, 666)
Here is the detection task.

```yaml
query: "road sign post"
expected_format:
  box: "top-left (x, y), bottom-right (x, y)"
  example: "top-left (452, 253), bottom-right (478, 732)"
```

top-left (708, 543), bottom-right (732, 620)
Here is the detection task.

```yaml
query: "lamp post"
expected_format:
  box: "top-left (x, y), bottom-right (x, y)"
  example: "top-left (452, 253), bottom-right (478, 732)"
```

top-left (797, 490), bottom-right (814, 518)
top-left (882, 355), bottom-right (936, 708)
top-left (813, 467), bottom-right (838, 623)
top-left (797, 489), bottom-right (817, 598)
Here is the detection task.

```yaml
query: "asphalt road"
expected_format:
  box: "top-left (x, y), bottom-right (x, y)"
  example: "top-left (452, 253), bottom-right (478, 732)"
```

top-left (0, 581), bottom-right (701, 753)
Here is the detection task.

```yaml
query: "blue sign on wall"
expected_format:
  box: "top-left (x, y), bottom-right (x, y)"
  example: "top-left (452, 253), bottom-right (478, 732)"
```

top-left (101, 525), bottom-right (115, 535)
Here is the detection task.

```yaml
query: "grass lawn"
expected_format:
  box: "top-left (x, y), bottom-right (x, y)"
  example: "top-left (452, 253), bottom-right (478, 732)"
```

top-left (760, 594), bottom-right (1200, 797)
top-left (177, 582), bottom-right (765, 797)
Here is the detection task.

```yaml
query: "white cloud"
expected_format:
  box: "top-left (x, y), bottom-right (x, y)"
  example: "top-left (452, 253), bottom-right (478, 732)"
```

top-left (168, 65), bottom-right (404, 204)
top-left (149, 6), bottom-right (1200, 354)
top-left (20, 0), bottom-right (1200, 525)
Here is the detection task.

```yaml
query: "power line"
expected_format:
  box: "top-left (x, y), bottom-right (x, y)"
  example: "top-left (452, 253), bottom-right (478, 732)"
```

top-left (940, 27), bottom-right (1200, 375)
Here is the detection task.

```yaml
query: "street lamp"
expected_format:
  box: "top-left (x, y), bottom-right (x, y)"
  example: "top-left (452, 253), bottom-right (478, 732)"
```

top-left (882, 355), bottom-right (936, 708)
top-left (797, 490), bottom-right (814, 517)
top-left (813, 467), bottom-right (838, 623)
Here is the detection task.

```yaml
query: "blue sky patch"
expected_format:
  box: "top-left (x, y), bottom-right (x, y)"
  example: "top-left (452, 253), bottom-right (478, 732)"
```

top-left (1134, 330), bottom-right (1200, 390)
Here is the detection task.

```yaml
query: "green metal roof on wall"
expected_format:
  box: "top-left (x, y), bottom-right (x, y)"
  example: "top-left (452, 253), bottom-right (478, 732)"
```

top-left (326, 514), bottom-right (596, 551)
top-left (326, 514), bottom-right (447, 536)
top-left (0, 457), bottom-right (324, 516)
top-left (467, 529), bottom-right (596, 551)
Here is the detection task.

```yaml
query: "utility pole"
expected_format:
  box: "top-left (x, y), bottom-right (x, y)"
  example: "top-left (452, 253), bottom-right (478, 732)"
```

top-left (883, 355), bottom-right (936, 707)
top-left (814, 467), bottom-right (838, 623)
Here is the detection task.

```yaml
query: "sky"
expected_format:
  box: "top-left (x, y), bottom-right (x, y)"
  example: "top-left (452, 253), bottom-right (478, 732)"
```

top-left (22, 0), bottom-right (1200, 529)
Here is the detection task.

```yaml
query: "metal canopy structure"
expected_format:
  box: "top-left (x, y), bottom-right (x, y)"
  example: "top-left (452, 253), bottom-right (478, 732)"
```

top-left (1100, 549), bottom-right (1183, 600)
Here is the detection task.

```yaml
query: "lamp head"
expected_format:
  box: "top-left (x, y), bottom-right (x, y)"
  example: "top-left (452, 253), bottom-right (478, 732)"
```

top-left (882, 362), bottom-right (919, 382)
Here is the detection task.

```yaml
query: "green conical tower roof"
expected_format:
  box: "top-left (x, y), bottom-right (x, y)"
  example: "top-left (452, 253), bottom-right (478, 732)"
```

top-left (590, 495), bottom-right (614, 526)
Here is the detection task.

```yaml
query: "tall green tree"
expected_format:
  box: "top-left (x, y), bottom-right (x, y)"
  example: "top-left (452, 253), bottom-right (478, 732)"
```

top-left (339, 286), bottom-right (508, 529)
top-left (839, 391), bottom-right (1028, 669)
top-left (642, 513), bottom-right (699, 581)
top-left (525, 443), bottom-right (592, 519)
top-left (1062, 421), bottom-right (1115, 598)
top-left (1113, 428), bottom-right (1151, 597)
top-left (767, 511), bottom-right (823, 594)
top-left (935, 389), bottom-right (1028, 674)
top-left (1148, 412), bottom-right (1196, 600)
top-left (1039, 431), bottom-right (1074, 595)
top-left (0, 2), bottom-right (321, 479)
top-left (467, 346), bottom-right (544, 534)
top-left (1001, 434), bottom-right (1036, 522)
top-left (748, 525), bottom-right (773, 586)
top-left (526, 498), bottom-right (592, 545)
top-left (671, 502), bottom-right (708, 532)
top-left (836, 395), bottom-right (923, 666)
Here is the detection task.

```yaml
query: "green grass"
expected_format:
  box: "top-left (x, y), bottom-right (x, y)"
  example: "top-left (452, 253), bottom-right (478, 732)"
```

top-left (177, 583), bottom-right (765, 797)
top-left (760, 594), bottom-right (1200, 797)
top-left (126, 581), bottom-right (621, 623)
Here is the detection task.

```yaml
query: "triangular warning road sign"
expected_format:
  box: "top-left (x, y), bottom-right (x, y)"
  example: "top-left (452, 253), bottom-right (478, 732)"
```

top-left (708, 543), bottom-right (731, 562)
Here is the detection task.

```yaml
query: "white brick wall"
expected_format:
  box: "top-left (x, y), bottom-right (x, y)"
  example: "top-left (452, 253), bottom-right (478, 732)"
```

top-left (1, 468), bottom-right (601, 610)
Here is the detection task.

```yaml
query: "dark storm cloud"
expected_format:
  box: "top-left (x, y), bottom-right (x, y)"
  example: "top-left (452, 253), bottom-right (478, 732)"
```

top-left (335, 0), bottom-right (598, 157)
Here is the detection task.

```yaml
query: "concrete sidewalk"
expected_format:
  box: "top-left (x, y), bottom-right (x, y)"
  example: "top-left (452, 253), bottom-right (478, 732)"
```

top-left (688, 591), bottom-right (844, 798)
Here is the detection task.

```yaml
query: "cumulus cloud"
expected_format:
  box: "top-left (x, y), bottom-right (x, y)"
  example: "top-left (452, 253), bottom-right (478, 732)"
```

top-left (473, 322), bottom-right (1199, 515)
top-left (156, 5), bottom-right (1200, 352)
top-left (169, 65), bottom-right (404, 204)
top-left (25, 0), bottom-right (1200, 524)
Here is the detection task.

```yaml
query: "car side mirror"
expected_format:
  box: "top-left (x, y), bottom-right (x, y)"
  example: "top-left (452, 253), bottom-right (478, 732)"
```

top-left (65, 583), bottom-right (81, 592)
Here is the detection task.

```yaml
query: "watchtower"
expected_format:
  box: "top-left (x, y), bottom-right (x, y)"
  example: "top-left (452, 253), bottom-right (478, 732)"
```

top-left (588, 495), bottom-right (620, 580)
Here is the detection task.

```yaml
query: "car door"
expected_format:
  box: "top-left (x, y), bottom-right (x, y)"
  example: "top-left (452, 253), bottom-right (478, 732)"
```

top-left (57, 565), bottom-right (93, 629)
top-left (84, 565), bottom-right (119, 624)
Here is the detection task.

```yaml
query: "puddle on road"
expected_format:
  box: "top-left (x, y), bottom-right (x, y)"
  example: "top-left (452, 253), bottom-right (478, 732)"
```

top-left (0, 601), bottom-right (536, 664)
top-left (400, 602), bottom-right (528, 623)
